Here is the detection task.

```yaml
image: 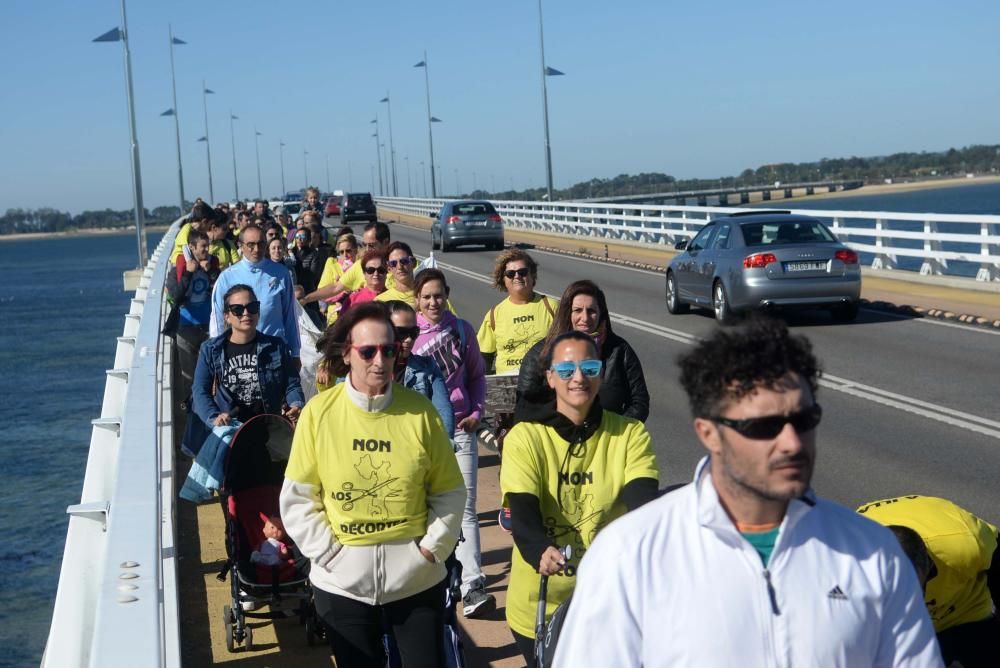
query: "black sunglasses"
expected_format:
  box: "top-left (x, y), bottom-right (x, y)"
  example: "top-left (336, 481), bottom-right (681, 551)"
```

top-left (225, 301), bottom-right (261, 317)
top-left (504, 267), bottom-right (530, 279)
top-left (350, 343), bottom-right (399, 361)
top-left (394, 326), bottom-right (420, 341)
top-left (364, 265), bottom-right (388, 275)
top-left (712, 404), bottom-right (822, 440)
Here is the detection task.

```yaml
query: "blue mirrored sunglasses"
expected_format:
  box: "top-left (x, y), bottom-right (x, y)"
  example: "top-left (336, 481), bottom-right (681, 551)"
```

top-left (550, 359), bottom-right (603, 380)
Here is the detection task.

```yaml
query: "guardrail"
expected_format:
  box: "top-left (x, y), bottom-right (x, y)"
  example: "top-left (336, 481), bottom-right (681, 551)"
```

top-left (43, 219), bottom-right (182, 667)
top-left (376, 196), bottom-right (1000, 282)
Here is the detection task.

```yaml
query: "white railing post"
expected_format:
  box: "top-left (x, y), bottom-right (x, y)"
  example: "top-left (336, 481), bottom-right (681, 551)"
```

top-left (870, 217), bottom-right (898, 271)
top-left (919, 219), bottom-right (946, 275)
top-left (976, 220), bottom-right (1000, 282)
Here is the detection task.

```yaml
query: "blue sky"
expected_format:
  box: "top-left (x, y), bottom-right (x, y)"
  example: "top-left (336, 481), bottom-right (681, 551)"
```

top-left (1, 0), bottom-right (998, 213)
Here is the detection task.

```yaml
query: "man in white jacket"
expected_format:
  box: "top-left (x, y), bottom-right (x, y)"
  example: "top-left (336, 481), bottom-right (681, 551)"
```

top-left (553, 317), bottom-right (942, 667)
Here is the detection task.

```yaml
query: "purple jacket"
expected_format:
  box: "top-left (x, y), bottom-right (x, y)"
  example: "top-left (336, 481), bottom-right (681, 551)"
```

top-left (414, 311), bottom-right (486, 423)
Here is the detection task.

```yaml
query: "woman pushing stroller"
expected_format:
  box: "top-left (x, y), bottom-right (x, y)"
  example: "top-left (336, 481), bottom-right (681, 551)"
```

top-left (280, 302), bottom-right (466, 668)
top-left (500, 330), bottom-right (660, 665)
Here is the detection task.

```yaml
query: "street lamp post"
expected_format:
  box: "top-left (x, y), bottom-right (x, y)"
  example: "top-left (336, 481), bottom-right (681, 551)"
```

top-left (93, 0), bottom-right (147, 267)
top-left (405, 156), bottom-right (412, 197)
top-left (380, 92), bottom-right (398, 196)
top-left (253, 128), bottom-right (263, 199)
top-left (370, 118), bottom-right (384, 195)
top-left (380, 143), bottom-right (388, 196)
top-left (537, 0), bottom-right (564, 202)
top-left (413, 53), bottom-right (442, 198)
top-left (420, 161), bottom-right (427, 198)
top-left (229, 111), bottom-right (239, 201)
top-left (279, 140), bottom-right (286, 197)
top-left (166, 26), bottom-right (185, 214)
top-left (200, 81), bottom-right (216, 203)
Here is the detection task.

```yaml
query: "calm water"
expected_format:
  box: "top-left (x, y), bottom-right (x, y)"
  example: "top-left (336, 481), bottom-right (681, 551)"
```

top-left (0, 231), bottom-right (160, 667)
top-left (2, 182), bottom-right (1000, 665)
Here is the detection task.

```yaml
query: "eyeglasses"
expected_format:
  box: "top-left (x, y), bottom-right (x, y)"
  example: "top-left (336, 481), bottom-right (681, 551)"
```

top-left (350, 343), bottom-right (399, 361)
top-left (337, 247), bottom-right (355, 256)
top-left (504, 267), bottom-right (531, 280)
top-left (394, 326), bottom-right (420, 341)
top-left (225, 301), bottom-right (261, 317)
top-left (711, 404), bottom-right (823, 440)
top-left (363, 265), bottom-right (388, 275)
top-left (241, 240), bottom-right (264, 248)
top-left (550, 359), bottom-right (603, 380)
top-left (388, 256), bottom-right (415, 269)
top-left (295, 234), bottom-right (308, 240)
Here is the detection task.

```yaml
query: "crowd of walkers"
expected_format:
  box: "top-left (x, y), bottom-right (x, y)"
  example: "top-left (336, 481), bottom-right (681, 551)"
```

top-left (170, 195), bottom-right (998, 667)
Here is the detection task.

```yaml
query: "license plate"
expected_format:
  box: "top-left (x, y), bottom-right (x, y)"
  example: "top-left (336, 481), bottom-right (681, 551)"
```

top-left (469, 220), bottom-right (487, 226)
top-left (353, 209), bottom-right (366, 214)
top-left (785, 261), bottom-right (827, 272)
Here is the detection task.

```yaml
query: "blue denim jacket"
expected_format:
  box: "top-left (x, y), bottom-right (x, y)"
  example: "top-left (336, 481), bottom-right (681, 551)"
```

top-left (192, 331), bottom-right (305, 427)
top-left (401, 353), bottom-right (455, 438)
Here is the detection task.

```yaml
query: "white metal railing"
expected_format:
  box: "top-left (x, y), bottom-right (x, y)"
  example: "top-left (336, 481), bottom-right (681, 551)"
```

top-left (376, 196), bottom-right (1000, 282)
top-left (43, 219), bottom-right (182, 667)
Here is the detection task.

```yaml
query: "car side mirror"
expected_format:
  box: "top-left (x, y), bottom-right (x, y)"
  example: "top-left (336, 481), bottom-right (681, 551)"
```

top-left (430, 213), bottom-right (438, 220)
top-left (674, 239), bottom-right (688, 251)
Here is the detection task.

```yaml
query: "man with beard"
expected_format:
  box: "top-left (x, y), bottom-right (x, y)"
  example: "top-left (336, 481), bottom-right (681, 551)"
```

top-left (553, 317), bottom-right (941, 667)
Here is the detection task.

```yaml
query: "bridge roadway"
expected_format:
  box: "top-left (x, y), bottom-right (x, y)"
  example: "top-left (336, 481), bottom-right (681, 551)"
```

top-left (387, 222), bottom-right (1000, 523)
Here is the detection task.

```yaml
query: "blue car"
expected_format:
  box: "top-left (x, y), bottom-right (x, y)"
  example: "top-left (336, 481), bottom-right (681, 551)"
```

top-left (430, 200), bottom-right (505, 252)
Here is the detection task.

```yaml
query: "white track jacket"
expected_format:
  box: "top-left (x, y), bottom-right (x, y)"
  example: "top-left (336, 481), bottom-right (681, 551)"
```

top-left (553, 458), bottom-right (943, 668)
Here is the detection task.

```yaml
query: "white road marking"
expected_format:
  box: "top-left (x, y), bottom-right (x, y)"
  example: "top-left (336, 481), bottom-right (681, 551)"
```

top-left (431, 255), bottom-right (1000, 441)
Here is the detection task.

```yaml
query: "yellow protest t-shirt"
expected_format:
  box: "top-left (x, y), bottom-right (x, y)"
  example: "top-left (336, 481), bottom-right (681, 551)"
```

top-left (285, 383), bottom-right (464, 546)
top-left (169, 223), bottom-right (193, 263)
top-left (500, 412), bottom-right (659, 637)
top-left (857, 495), bottom-right (999, 632)
top-left (375, 286), bottom-right (417, 308)
top-left (209, 239), bottom-right (240, 269)
top-left (318, 258), bottom-right (348, 325)
top-left (476, 295), bottom-right (556, 374)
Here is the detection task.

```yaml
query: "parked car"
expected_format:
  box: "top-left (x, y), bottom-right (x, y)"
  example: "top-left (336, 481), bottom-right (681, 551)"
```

top-left (340, 192), bottom-right (377, 225)
top-left (324, 196), bottom-right (341, 218)
top-left (665, 211), bottom-right (861, 323)
top-left (430, 200), bottom-right (505, 252)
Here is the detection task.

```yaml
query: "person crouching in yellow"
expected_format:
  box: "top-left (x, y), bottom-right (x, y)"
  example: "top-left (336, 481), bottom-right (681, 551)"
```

top-left (280, 302), bottom-right (466, 668)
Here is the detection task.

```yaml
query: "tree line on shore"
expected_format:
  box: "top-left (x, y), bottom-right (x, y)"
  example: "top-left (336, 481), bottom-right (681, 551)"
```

top-left (3, 144), bottom-right (997, 235)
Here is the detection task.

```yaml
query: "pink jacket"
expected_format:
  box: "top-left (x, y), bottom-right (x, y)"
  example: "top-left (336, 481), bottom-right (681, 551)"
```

top-left (414, 311), bottom-right (485, 423)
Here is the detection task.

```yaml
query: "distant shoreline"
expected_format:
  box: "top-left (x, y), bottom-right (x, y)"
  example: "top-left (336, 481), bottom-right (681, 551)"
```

top-left (0, 224), bottom-right (170, 243)
top-left (776, 174), bottom-right (1000, 203)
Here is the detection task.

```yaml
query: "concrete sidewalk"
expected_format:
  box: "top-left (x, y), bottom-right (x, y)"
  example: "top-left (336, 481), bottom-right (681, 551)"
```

top-left (380, 207), bottom-right (1000, 324)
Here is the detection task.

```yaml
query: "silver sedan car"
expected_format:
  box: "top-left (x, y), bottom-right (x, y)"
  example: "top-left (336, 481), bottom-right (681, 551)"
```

top-left (665, 212), bottom-right (862, 323)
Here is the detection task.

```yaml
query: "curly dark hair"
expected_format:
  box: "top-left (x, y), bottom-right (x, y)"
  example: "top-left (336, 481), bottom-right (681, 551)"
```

top-left (677, 316), bottom-right (820, 418)
top-left (316, 302), bottom-right (393, 378)
top-left (491, 249), bottom-right (538, 290)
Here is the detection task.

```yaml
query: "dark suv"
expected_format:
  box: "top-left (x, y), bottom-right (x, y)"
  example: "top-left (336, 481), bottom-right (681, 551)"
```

top-left (340, 192), bottom-right (377, 225)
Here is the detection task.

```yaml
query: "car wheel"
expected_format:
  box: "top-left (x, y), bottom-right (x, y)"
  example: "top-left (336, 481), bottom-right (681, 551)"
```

top-left (713, 280), bottom-right (737, 324)
top-left (665, 272), bottom-right (689, 315)
top-left (431, 231), bottom-right (440, 250)
top-left (831, 301), bottom-right (859, 323)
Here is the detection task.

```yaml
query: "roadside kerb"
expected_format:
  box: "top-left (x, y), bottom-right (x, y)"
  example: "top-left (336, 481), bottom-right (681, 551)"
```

top-left (378, 206), bottom-right (1000, 328)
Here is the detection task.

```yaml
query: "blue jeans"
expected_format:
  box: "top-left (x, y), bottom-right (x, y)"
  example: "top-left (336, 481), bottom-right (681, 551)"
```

top-left (453, 429), bottom-right (485, 595)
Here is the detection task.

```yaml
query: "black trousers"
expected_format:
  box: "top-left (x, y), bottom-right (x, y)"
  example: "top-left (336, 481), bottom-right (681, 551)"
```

top-left (511, 629), bottom-right (536, 666)
top-left (937, 615), bottom-right (1000, 668)
top-left (313, 580), bottom-right (445, 668)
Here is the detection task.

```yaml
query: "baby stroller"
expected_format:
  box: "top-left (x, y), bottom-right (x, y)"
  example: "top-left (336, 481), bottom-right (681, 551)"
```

top-left (216, 413), bottom-right (324, 651)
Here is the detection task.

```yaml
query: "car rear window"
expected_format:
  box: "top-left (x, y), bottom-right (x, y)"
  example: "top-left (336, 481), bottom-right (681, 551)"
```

top-left (453, 203), bottom-right (496, 216)
top-left (347, 194), bottom-right (373, 206)
top-left (739, 221), bottom-right (835, 247)
top-left (283, 203), bottom-right (302, 214)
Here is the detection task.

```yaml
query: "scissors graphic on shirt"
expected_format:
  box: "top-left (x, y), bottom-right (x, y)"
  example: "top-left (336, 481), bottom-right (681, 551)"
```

top-left (544, 509), bottom-right (603, 539)
top-left (340, 478), bottom-right (400, 511)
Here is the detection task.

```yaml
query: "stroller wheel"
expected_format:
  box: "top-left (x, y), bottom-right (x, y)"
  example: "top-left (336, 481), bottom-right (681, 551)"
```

top-left (222, 605), bottom-right (235, 653)
top-left (305, 617), bottom-right (317, 646)
top-left (245, 625), bottom-right (254, 652)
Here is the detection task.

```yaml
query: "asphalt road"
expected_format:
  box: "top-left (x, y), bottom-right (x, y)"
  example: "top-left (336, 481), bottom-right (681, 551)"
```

top-left (386, 222), bottom-right (1000, 525)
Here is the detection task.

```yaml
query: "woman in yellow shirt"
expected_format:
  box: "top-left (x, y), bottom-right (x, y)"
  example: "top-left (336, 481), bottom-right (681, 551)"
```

top-left (374, 241), bottom-right (419, 307)
top-left (280, 302), bottom-right (465, 668)
top-left (499, 330), bottom-right (659, 664)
